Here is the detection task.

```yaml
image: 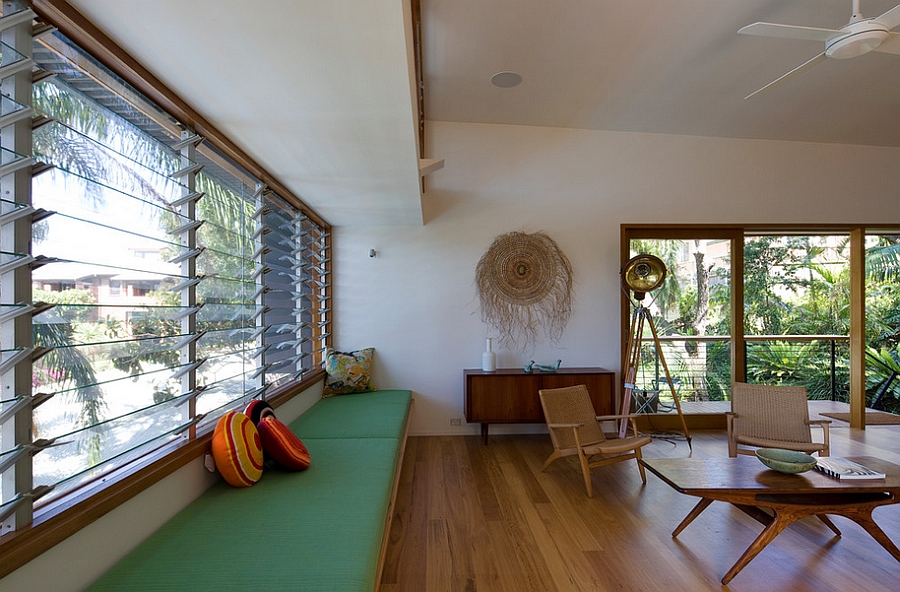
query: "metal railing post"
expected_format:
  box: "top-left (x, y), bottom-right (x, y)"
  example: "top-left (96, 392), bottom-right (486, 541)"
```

top-left (830, 338), bottom-right (837, 402)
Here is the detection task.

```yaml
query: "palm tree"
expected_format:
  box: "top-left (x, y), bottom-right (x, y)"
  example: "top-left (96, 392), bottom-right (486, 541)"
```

top-left (867, 235), bottom-right (900, 283)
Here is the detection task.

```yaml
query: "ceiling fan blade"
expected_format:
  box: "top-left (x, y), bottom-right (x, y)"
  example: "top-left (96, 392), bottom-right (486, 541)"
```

top-left (738, 22), bottom-right (839, 42)
top-left (873, 31), bottom-right (900, 54)
top-left (872, 4), bottom-right (900, 30)
top-left (744, 52), bottom-right (828, 99)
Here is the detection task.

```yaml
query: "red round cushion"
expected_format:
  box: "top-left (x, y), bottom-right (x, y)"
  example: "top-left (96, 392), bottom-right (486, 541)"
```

top-left (244, 399), bottom-right (275, 425)
top-left (257, 416), bottom-right (311, 471)
top-left (211, 411), bottom-right (265, 487)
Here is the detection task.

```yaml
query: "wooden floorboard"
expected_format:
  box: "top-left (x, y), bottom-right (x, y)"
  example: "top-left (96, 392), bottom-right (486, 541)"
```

top-left (381, 424), bottom-right (900, 591)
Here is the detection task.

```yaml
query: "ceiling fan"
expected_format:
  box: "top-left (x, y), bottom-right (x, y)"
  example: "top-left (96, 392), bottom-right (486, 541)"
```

top-left (739, 0), bottom-right (900, 98)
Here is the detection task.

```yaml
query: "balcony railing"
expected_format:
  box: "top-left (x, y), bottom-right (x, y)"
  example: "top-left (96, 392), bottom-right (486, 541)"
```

top-left (632, 334), bottom-right (851, 403)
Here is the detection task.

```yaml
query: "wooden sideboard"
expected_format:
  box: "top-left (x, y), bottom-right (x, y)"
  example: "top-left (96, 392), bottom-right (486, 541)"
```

top-left (464, 367), bottom-right (616, 443)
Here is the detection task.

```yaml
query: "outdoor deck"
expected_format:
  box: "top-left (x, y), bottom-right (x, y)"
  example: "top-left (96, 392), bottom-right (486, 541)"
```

top-left (634, 399), bottom-right (900, 431)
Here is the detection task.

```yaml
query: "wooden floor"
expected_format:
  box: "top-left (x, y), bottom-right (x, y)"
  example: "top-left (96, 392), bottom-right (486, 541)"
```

top-left (380, 423), bottom-right (900, 591)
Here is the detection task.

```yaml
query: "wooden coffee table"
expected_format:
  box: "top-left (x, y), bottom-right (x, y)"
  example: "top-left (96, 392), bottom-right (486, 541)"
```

top-left (641, 455), bottom-right (900, 584)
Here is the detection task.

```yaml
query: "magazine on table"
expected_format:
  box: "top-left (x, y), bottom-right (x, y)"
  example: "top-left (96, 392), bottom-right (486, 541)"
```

top-left (814, 457), bottom-right (886, 480)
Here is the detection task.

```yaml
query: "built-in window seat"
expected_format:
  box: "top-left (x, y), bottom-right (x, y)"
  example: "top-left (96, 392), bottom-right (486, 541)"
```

top-left (85, 390), bottom-right (412, 592)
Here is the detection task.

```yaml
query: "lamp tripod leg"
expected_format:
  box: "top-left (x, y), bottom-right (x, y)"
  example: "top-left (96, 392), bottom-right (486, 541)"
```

top-left (619, 307), bottom-right (643, 438)
top-left (645, 312), bottom-right (692, 450)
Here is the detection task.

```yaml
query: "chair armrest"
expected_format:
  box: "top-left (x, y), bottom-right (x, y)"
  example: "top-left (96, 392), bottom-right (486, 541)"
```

top-left (547, 423), bottom-right (584, 429)
top-left (596, 414), bottom-right (641, 438)
top-left (807, 419), bottom-right (831, 456)
top-left (806, 419), bottom-right (832, 426)
top-left (725, 411), bottom-right (737, 457)
top-left (595, 414), bottom-right (639, 421)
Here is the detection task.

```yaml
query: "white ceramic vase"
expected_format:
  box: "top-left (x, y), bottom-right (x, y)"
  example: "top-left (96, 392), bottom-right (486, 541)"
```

top-left (482, 338), bottom-right (496, 372)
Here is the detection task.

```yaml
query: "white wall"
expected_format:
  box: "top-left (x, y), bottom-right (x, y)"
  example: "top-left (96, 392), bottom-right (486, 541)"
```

top-left (333, 121), bottom-right (900, 437)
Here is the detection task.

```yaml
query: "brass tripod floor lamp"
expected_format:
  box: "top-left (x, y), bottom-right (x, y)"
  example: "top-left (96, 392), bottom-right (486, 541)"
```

top-left (619, 254), bottom-right (692, 449)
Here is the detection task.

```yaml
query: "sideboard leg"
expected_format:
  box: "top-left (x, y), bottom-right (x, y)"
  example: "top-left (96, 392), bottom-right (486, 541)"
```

top-left (481, 423), bottom-right (489, 444)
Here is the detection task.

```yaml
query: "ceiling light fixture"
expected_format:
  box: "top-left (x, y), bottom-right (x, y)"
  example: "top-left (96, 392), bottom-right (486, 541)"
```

top-left (490, 71), bottom-right (522, 88)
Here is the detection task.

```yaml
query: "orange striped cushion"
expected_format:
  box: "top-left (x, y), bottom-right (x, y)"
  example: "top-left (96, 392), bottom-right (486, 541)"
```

top-left (211, 411), bottom-right (265, 487)
top-left (257, 416), bottom-right (311, 471)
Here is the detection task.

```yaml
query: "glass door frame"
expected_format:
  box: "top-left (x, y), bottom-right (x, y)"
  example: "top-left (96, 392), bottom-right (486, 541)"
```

top-left (622, 223), bottom-right (900, 429)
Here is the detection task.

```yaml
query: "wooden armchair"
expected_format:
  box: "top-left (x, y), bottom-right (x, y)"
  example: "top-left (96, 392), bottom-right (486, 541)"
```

top-left (538, 384), bottom-right (652, 497)
top-left (726, 382), bottom-right (831, 458)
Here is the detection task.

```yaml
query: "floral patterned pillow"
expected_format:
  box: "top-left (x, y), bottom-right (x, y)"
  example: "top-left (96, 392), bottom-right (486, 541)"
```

top-left (323, 347), bottom-right (377, 396)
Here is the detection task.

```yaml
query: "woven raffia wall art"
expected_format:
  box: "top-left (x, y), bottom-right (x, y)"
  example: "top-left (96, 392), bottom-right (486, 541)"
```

top-left (476, 231), bottom-right (574, 350)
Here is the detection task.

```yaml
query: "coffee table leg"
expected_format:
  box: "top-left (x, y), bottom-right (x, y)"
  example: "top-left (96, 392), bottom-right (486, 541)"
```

top-left (722, 500), bottom-right (894, 585)
top-left (817, 514), bottom-right (842, 536)
top-left (843, 509), bottom-right (900, 562)
top-left (672, 498), bottom-right (713, 538)
top-left (722, 510), bottom-right (795, 585)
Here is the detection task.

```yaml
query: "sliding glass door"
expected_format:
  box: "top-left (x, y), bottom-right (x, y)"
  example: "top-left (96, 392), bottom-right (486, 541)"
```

top-left (623, 226), bottom-right (900, 421)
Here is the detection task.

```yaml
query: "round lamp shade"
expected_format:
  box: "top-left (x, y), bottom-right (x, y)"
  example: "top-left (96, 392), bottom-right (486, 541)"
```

top-left (622, 254), bottom-right (666, 298)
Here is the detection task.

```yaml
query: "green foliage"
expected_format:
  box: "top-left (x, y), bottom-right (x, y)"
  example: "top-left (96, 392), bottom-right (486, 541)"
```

top-left (33, 287), bottom-right (95, 324)
top-left (743, 236), bottom-right (804, 334)
top-left (742, 235), bottom-right (899, 409)
top-left (867, 235), bottom-right (900, 283)
top-left (32, 318), bottom-right (107, 460)
top-left (866, 347), bottom-right (900, 412)
top-left (116, 290), bottom-right (183, 373)
top-left (32, 81), bottom-right (172, 207)
top-left (632, 234), bottom-right (900, 410)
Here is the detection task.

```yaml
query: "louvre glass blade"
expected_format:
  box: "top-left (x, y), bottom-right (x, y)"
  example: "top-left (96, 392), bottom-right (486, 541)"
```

top-left (197, 276), bottom-right (256, 304)
top-left (32, 166), bottom-right (190, 232)
top-left (31, 256), bottom-right (187, 293)
top-left (196, 372), bottom-right (249, 413)
top-left (0, 145), bottom-right (32, 178)
top-left (0, 92), bottom-right (29, 121)
top-left (33, 398), bottom-right (190, 501)
top-left (32, 211), bottom-right (193, 272)
top-left (32, 357), bottom-right (187, 440)
top-left (0, 38), bottom-right (26, 68)
top-left (196, 248), bottom-right (253, 281)
top-left (33, 121), bottom-right (191, 204)
top-left (198, 302), bottom-right (256, 323)
top-left (34, 303), bottom-right (193, 327)
top-left (0, 249), bottom-right (29, 267)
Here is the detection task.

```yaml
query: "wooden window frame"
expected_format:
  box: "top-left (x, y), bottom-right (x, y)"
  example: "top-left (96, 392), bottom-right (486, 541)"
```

top-left (0, 0), bottom-right (332, 577)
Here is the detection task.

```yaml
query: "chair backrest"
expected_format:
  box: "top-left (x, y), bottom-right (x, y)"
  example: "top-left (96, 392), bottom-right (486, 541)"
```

top-left (731, 382), bottom-right (812, 444)
top-left (539, 385), bottom-right (606, 449)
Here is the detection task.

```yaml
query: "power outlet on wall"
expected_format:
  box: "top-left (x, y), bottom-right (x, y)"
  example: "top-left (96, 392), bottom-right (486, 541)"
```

top-left (449, 418), bottom-right (461, 426)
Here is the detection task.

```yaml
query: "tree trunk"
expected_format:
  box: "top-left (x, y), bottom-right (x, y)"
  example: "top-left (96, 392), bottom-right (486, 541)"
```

top-left (690, 241), bottom-right (710, 400)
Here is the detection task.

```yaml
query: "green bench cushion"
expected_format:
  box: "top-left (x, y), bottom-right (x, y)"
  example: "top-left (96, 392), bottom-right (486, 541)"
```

top-left (290, 390), bottom-right (411, 440)
top-left (87, 437), bottom-right (402, 592)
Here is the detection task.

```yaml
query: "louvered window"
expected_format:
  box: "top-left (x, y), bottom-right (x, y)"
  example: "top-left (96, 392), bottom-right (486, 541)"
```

top-left (0, 6), bottom-right (329, 531)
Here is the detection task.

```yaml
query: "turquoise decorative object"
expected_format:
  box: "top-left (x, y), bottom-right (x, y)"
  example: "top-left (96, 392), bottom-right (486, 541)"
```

top-left (523, 360), bottom-right (535, 373)
top-left (534, 360), bottom-right (561, 372)
top-left (755, 448), bottom-right (817, 474)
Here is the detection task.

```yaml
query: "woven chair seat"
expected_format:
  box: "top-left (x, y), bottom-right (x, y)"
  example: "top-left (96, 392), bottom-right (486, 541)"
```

top-left (583, 436), bottom-right (652, 456)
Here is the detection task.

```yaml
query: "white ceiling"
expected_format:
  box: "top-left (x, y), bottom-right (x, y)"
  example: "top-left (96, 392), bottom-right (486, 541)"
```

top-left (65, 0), bottom-right (900, 226)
